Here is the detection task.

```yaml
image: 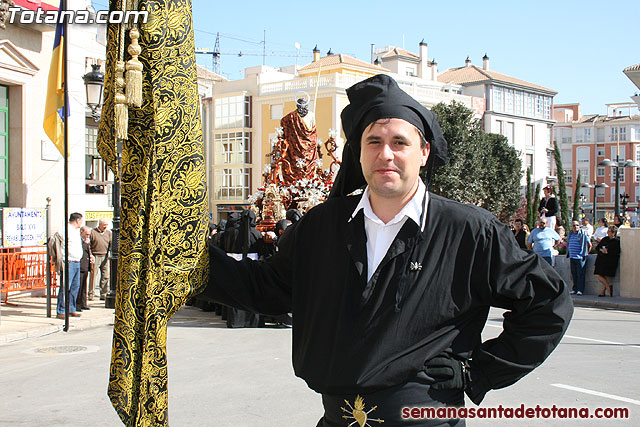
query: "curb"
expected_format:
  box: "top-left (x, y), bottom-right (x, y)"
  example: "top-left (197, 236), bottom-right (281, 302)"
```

top-left (0, 324), bottom-right (63, 345)
top-left (571, 298), bottom-right (640, 312)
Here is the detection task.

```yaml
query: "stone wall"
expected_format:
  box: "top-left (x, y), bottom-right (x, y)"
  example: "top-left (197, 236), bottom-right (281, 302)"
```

top-left (553, 255), bottom-right (619, 296)
top-left (620, 228), bottom-right (640, 298)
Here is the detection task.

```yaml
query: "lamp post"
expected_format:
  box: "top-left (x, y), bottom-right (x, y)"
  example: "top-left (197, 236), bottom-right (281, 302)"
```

top-left (83, 64), bottom-right (117, 309)
top-left (597, 132), bottom-right (640, 217)
top-left (82, 64), bottom-right (104, 122)
top-left (621, 193), bottom-right (630, 213)
top-left (581, 181), bottom-right (608, 223)
top-left (579, 193), bottom-right (587, 216)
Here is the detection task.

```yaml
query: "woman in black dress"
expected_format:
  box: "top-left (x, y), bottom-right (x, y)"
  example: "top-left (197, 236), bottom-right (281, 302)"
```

top-left (594, 225), bottom-right (621, 297)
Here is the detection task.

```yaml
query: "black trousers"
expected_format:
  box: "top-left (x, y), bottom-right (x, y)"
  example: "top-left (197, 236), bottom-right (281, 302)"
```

top-left (77, 270), bottom-right (89, 309)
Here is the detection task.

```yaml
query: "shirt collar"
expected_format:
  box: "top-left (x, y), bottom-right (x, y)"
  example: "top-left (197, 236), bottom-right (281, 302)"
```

top-left (350, 179), bottom-right (427, 231)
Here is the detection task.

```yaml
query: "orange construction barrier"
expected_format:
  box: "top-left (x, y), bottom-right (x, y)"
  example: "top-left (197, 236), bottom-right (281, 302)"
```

top-left (0, 246), bottom-right (58, 303)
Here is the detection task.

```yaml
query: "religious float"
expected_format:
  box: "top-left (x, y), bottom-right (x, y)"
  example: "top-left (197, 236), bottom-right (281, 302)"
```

top-left (249, 91), bottom-right (341, 231)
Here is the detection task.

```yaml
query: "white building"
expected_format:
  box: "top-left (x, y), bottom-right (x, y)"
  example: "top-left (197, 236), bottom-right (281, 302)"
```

top-left (2, 0), bottom-right (109, 234)
top-left (438, 55), bottom-right (557, 188)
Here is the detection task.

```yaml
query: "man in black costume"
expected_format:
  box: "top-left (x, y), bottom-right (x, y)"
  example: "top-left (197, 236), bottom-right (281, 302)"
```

top-left (205, 74), bottom-right (573, 426)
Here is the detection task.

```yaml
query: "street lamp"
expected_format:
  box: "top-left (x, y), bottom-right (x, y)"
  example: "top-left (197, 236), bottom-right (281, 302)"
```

top-left (598, 157), bottom-right (639, 216)
top-left (82, 64), bottom-right (104, 122)
top-left (582, 181), bottom-right (608, 223)
top-left (597, 132), bottom-right (640, 216)
top-left (621, 193), bottom-right (630, 213)
top-left (83, 63), bottom-right (117, 310)
top-left (579, 193), bottom-right (587, 216)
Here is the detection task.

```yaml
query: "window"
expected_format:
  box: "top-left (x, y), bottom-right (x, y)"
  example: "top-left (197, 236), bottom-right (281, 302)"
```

top-left (514, 90), bottom-right (523, 115)
top-left (596, 127), bottom-right (605, 142)
top-left (578, 168), bottom-right (589, 183)
top-left (575, 129), bottom-right (583, 143)
top-left (214, 132), bottom-right (251, 165)
top-left (576, 146), bottom-right (590, 173)
top-left (636, 186), bottom-right (640, 203)
top-left (270, 104), bottom-right (283, 120)
top-left (214, 167), bottom-right (251, 200)
top-left (524, 93), bottom-right (534, 117)
top-left (609, 127), bottom-right (626, 142)
top-left (597, 167), bottom-right (605, 177)
top-left (493, 87), bottom-right (503, 112)
top-left (214, 95), bottom-right (251, 129)
top-left (504, 89), bottom-right (514, 114)
top-left (85, 125), bottom-right (110, 194)
top-left (611, 146), bottom-right (625, 162)
top-left (597, 147), bottom-right (604, 157)
top-left (584, 128), bottom-right (592, 142)
top-left (0, 85), bottom-right (7, 207)
top-left (543, 97), bottom-right (551, 120)
top-left (495, 120), bottom-right (503, 135)
top-left (535, 95), bottom-right (543, 118)
top-left (505, 122), bottom-right (514, 145)
top-left (596, 187), bottom-right (606, 199)
top-left (526, 125), bottom-right (534, 146)
top-left (565, 169), bottom-right (572, 184)
top-left (526, 153), bottom-right (534, 172)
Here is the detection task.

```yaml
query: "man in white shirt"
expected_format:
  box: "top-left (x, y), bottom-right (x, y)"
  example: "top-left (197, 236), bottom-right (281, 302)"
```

top-left (206, 74), bottom-right (572, 425)
top-left (581, 217), bottom-right (594, 240)
top-left (56, 212), bottom-right (84, 318)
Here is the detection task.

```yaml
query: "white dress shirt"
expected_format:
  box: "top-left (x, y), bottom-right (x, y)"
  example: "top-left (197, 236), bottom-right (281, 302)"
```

top-left (351, 179), bottom-right (428, 282)
top-left (66, 224), bottom-right (84, 262)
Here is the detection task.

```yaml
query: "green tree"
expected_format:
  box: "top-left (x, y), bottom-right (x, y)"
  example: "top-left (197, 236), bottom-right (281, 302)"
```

top-left (525, 168), bottom-right (533, 228)
top-left (429, 101), bottom-right (523, 221)
top-left (573, 171), bottom-right (582, 221)
top-left (553, 141), bottom-right (570, 228)
top-left (429, 101), bottom-right (487, 205)
top-left (481, 133), bottom-right (522, 222)
top-left (532, 183), bottom-right (540, 226)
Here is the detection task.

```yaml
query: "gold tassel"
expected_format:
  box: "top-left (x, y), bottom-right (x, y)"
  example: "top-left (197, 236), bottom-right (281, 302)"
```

top-left (125, 27), bottom-right (143, 107)
top-left (115, 60), bottom-right (128, 140)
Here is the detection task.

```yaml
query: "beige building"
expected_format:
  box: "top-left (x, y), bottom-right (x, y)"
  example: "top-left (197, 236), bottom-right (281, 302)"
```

top-left (203, 43), bottom-right (482, 221)
top-left (438, 55), bottom-right (557, 188)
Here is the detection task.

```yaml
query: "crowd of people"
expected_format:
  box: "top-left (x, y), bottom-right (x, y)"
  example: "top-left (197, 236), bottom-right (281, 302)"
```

top-left (48, 214), bottom-right (112, 319)
top-left (511, 185), bottom-right (626, 297)
top-left (192, 209), bottom-right (300, 328)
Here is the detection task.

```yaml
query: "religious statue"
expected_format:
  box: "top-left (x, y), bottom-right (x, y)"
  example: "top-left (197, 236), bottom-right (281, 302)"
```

top-left (280, 93), bottom-right (319, 184)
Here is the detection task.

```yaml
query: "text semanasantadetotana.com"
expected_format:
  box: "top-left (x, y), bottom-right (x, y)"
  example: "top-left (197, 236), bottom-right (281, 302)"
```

top-left (401, 404), bottom-right (630, 420)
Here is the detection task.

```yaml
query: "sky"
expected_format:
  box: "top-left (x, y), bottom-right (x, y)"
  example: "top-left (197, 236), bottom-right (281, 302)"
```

top-left (94, 0), bottom-right (640, 116)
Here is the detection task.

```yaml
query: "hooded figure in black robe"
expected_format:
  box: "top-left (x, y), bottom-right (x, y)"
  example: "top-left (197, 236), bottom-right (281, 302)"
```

top-left (205, 74), bottom-right (572, 426)
top-left (221, 210), bottom-right (265, 328)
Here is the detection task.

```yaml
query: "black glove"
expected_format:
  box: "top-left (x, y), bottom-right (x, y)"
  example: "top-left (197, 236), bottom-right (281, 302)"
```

top-left (423, 355), bottom-right (468, 390)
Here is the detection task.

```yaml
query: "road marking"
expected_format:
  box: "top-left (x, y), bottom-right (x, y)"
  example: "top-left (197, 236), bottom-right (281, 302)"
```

top-left (551, 384), bottom-right (640, 406)
top-left (484, 324), bottom-right (640, 349)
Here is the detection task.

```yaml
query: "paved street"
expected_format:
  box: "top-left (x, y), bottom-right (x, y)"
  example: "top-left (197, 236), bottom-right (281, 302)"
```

top-left (0, 305), bottom-right (638, 426)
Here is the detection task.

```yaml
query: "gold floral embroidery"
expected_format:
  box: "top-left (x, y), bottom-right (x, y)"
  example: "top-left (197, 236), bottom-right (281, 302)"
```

top-left (98, 1), bottom-right (208, 426)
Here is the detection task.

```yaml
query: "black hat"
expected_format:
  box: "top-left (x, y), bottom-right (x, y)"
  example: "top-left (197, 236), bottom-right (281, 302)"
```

top-left (329, 74), bottom-right (448, 198)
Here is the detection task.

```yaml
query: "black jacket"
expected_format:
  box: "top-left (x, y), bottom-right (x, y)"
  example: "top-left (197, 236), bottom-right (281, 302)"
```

top-left (538, 196), bottom-right (559, 217)
top-left (205, 193), bottom-right (573, 404)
